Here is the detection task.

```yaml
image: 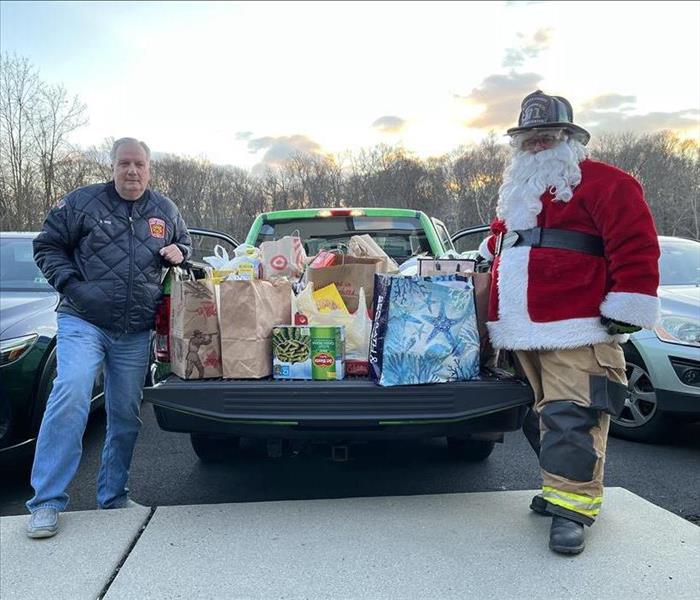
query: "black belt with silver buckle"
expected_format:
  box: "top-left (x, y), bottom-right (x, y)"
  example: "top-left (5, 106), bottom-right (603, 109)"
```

top-left (499, 227), bottom-right (604, 256)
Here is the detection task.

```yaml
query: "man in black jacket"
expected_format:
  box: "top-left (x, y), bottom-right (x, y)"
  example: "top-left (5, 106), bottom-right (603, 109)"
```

top-left (26, 138), bottom-right (191, 538)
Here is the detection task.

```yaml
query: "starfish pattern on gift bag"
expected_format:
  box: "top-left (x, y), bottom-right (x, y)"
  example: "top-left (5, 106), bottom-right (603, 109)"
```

top-left (424, 300), bottom-right (462, 348)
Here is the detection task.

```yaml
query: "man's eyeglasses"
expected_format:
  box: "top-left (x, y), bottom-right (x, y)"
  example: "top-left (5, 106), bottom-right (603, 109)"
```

top-left (522, 134), bottom-right (559, 149)
top-left (511, 129), bottom-right (567, 151)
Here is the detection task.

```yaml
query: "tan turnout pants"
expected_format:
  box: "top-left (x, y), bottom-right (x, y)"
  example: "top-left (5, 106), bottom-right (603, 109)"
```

top-left (515, 343), bottom-right (628, 525)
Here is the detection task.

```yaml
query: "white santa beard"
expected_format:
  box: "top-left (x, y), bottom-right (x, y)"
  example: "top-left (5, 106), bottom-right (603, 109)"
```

top-left (497, 139), bottom-right (588, 230)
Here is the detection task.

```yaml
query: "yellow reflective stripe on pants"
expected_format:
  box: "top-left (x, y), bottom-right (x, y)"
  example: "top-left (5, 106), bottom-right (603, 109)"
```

top-left (542, 486), bottom-right (603, 518)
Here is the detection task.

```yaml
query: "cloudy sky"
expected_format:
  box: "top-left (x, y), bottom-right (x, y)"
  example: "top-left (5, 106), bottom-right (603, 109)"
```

top-left (2, 1), bottom-right (698, 170)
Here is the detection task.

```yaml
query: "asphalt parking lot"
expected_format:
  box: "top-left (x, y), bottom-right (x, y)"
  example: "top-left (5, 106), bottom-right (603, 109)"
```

top-left (2, 404), bottom-right (698, 523)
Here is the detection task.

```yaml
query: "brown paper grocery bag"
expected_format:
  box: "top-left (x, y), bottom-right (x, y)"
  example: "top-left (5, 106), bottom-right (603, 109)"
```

top-left (170, 272), bottom-right (222, 379)
top-left (219, 279), bottom-right (292, 378)
top-left (458, 272), bottom-right (495, 367)
top-left (306, 255), bottom-right (385, 313)
top-left (471, 272), bottom-right (491, 346)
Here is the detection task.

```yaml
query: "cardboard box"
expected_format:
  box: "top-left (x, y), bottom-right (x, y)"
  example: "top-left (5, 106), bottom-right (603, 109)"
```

top-left (272, 326), bottom-right (312, 380)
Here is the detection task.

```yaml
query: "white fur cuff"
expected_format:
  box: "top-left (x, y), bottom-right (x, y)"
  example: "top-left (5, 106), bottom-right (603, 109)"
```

top-left (488, 316), bottom-right (618, 350)
top-left (600, 291), bottom-right (660, 330)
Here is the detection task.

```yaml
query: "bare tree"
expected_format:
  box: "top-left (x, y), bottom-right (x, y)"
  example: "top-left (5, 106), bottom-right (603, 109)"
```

top-left (31, 82), bottom-right (88, 213)
top-left (0, 54), bottom-right (89, 230)
top-left (592, 132), bottom-right (699, 240)
top-left (0, 55), bottom-right (40, 229)
top-left (282, 153), bottom-right (344, 209)
top-left (81, 138), bottom-right (114, 181)
top-left (0, 56), bottom-right (696, 243)
top-left (448, 134), bottom-right (510, 228)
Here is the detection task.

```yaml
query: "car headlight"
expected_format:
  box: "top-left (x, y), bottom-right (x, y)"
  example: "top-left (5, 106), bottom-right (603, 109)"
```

top-left (0, 334), bottom-right (39, 366)
top-left (654, 315), bottom-right (700, 347)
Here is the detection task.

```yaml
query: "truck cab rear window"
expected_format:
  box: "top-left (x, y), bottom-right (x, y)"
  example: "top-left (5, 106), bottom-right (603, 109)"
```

top-left (256, 217), bottom-right (431, 261)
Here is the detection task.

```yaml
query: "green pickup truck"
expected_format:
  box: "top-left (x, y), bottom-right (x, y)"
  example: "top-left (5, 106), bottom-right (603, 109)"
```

top-left (144, 208), bottom-right (533, 462)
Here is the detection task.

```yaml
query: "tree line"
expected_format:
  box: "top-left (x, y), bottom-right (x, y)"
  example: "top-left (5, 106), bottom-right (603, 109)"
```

top-left (2, 54), bottom-right (698, 242)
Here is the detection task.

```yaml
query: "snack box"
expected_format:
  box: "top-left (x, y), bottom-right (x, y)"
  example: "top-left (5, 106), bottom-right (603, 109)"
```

top-left (309, 250), bottom-right (336, 269)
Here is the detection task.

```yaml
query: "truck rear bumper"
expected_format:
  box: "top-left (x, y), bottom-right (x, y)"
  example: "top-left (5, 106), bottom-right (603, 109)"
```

top-left (144, 375), bottom-right (533, 440)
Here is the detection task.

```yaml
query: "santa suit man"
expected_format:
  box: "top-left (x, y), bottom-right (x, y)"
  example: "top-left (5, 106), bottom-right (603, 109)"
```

top-left (479, 91), bottom-right (660, 555)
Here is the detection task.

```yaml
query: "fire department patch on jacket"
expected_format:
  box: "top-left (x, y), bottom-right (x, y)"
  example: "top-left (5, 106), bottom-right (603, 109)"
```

top-left (148, 218), bottom-right (165, 239)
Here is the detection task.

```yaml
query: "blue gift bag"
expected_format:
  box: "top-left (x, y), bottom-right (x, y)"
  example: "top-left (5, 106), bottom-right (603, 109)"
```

top-left (369, 274), bottom-right (480, 386)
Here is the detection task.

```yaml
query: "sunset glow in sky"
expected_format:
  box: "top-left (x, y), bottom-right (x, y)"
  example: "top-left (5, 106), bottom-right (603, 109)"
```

top-left (2, 1), bottom-right (699, 170)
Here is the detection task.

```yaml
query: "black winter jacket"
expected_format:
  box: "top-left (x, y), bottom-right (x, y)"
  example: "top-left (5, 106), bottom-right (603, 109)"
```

top-left (34, 182), bottom-right (192, 332)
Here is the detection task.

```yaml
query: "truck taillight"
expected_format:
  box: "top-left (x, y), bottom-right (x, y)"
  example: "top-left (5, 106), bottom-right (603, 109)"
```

top-left (154, 295), bottom-right (170, 362)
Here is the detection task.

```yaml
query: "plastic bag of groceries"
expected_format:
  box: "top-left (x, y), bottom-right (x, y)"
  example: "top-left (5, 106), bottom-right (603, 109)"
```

top-left (259, 234), bottom-right (307, 281)
top-left (293, 283), bottom-right (372, 375)
top-left (368, 274), bottom-right (480, 386)
top-left (203, 244), bottom-right (261, 282)
top-left (348, 234), bottom-right (400, 273)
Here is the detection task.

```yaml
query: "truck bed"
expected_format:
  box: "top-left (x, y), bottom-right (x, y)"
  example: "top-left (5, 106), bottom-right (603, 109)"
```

top-left (144, 371), bottom-right (533, 440)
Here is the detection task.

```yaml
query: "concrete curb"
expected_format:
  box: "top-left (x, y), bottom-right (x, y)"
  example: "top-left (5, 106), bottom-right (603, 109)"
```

top-left (0, 506), bottom-right (151, 600)
top-left (2, 489), bottom-right (698, 600)
top-left (108, 488), bottom-right (698, 600)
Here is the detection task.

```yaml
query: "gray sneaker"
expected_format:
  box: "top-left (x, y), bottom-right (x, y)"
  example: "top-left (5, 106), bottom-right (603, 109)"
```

top-left (26, 507), bottom-right (59, 539)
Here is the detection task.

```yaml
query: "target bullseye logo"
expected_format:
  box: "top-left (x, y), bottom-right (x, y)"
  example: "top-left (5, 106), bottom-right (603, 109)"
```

top-left (270, 254), bottom-right (288, 271)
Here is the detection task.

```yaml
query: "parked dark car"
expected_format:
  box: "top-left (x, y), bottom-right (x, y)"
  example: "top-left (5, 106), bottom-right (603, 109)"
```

top-left (0, 232), bottom-right (103, 458)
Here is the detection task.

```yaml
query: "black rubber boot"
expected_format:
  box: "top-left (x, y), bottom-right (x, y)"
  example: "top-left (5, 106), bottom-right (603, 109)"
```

top-left (549, 515), bottom-right (585, 555)
top-left (529, 494), bottom-right (551, 516)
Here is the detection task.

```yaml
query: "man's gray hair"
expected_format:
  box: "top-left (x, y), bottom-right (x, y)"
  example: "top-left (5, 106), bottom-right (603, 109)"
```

top-left (110, 138), bottom-right (151, 163)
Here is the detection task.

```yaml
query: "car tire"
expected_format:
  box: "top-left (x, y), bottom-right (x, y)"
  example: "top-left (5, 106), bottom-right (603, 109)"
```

top-left (190, 434), bottom-right (241, 463)
top-left (610, 343), bottom-right (673, 443)
top-left (446, 437), bottom-right (496, 462)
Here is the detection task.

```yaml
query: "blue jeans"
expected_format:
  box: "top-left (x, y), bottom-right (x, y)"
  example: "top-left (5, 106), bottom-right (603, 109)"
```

top-left (27, 313), bottom-right (151, 512)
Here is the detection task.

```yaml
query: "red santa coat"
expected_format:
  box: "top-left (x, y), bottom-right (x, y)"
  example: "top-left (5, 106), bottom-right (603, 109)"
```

top-left (480, 159), bottom-right (660, 350)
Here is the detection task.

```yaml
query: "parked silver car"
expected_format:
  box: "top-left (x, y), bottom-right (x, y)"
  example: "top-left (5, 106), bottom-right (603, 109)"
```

top-left (611, 236), bottom-right (700, 442)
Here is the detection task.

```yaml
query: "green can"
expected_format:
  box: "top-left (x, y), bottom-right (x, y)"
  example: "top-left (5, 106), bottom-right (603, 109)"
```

top-left (310, 326), bottom-right (345, 380)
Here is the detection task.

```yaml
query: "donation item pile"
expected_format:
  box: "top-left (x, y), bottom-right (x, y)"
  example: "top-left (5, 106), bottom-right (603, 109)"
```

top-left (168, 230), bottom-right (488, 387)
